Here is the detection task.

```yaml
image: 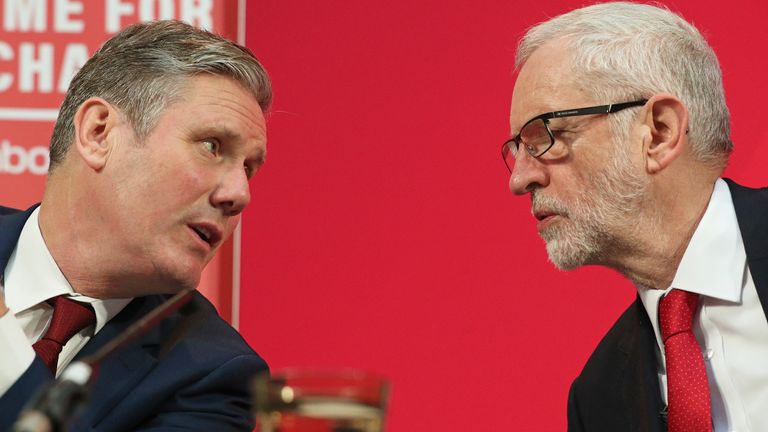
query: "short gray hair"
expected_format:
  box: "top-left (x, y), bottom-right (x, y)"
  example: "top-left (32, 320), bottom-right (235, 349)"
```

top-left (516, 2), bottom-right (731, 168)
top-left (49, 20), bottom-right (272, 171)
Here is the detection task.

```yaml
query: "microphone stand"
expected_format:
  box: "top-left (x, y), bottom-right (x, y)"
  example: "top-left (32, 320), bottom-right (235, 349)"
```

top-left (12, 289), bottom-right (195, 432)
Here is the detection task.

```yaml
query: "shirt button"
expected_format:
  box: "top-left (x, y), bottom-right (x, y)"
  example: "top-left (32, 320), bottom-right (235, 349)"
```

top-left (704, 349), bottom-right (714, 360)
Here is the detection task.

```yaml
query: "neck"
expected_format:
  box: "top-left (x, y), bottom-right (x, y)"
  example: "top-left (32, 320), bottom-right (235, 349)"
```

top-left (39, 170), bottom-right (106, 297)
top-left (39, 168), bottom-right (183, 299)
top-left (602, 176), bottom-right (718, 290)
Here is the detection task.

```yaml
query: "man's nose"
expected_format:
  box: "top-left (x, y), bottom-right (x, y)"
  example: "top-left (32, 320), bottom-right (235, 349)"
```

top-left (509, 151), bottom-right (550, 195)
top-left (211, 167), bottom-right (251, 216)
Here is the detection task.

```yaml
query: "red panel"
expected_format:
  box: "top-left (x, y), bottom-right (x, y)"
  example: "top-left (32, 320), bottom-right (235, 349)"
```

top-left (240, 1), bottom-right (766, 430)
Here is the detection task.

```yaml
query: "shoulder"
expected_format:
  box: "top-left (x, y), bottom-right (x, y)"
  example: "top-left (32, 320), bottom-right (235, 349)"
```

top-left (0, 205), bottom-right (38, 268)
top-left (0, 205), bottom-right (39, 233)
top-left (157, 291), bottom-right (266, 367)
top-left (724, 178), bottom-right (768, 206)
top-left (0, 205), bottom-right (21, 215)
top-left (97, 292), bottom-right (267, 430)
top-left (0, 204), bottom-right (39, 216)
top-left (724, 178), bottom-right (768, 260)
top-left (723, 178), bottom-right (768, 193)
top-left (123, 291), bottom-right (268, 380)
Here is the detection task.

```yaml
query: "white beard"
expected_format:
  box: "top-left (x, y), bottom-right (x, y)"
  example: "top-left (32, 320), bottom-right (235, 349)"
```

top-left (533, 143), bottom-right (649, 270)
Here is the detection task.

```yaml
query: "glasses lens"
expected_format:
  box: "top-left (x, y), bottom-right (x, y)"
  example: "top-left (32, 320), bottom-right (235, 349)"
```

top-left (502, 139), bottom-right (517, 172)
top-left (519, 118), bottom-right (552, 157)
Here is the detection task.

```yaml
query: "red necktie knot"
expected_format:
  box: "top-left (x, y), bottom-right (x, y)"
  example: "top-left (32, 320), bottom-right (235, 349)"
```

top-left (659, 289), bottom-right (699, 342)
top-left (32, 296), bottom-right (96, 375)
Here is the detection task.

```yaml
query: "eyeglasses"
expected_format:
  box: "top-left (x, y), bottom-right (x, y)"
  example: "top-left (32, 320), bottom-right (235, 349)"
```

top-left (501, 99), bottom-right (647, 173)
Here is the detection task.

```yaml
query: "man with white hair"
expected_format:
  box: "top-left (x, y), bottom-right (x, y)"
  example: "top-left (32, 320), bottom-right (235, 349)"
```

top-left (503, 2), bottom-right (768, 431)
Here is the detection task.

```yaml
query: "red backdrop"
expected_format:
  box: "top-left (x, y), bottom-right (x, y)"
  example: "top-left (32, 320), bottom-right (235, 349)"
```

top-left (240, 1), bottom-right (768, 430)
top-left (3, 1), bottom-right (764, 430)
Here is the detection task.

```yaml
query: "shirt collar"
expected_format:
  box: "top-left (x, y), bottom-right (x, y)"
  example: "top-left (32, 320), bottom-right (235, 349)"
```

top-left (638, 178), bottom-right (746, 346)
top-left (3, 207), bottom-right (131, 333)
top-left (670, 178), bottom-right (745, 302)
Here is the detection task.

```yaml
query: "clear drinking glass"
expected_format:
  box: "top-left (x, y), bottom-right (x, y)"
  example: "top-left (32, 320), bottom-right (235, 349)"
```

top-left (253, 369), bottom-right (390, 432)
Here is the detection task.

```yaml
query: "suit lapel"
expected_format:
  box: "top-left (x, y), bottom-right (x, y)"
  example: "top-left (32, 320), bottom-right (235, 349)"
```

top-left (614, 298), bottom-right (666, 431)
top-left (622, 298), bottom-right (666, 431)
top-left (575, 298), bottom-right (665, 431)
top-left (725, 179), bottom-right (768, 319)
top-left (73, 295), bottom-right (166, 426)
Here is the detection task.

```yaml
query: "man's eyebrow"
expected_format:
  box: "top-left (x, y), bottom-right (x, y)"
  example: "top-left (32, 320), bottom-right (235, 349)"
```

top-left (193, 126), bottom-right (241, 140)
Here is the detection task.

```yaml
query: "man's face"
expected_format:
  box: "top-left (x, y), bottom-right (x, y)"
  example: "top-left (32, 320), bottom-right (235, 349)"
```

top-left (508, 42), bottom-right (648, 270)
top-left (100, 74), bottom-right (267, 294)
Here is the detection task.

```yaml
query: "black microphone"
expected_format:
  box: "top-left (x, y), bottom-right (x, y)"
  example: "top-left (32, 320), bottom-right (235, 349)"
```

top-left (12, 289), bottom-right (195, 432)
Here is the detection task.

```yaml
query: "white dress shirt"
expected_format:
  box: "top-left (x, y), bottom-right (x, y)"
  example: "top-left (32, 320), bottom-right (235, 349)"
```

top-left (638, 179), bottom-right (768, 432)
top-left (0, 207), bottom-right (131, 395)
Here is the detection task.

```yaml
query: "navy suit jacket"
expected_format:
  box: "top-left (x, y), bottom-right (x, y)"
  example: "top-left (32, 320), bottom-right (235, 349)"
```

top-left (0, 206), bottom-right (268, 431)
top-left (567, 179), bottom-right (768, 431)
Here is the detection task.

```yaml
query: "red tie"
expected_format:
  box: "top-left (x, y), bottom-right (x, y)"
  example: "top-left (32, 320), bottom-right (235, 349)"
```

top-left (32, 296), bottom-right (96, 375)
top-left (659, 289), bottom-right (712, 432)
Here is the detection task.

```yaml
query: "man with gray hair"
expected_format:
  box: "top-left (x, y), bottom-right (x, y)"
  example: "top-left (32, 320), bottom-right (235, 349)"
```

top-left (503, 2), bottom-right (767, 431)
top-left (0, 20), bottom-right (271, 431)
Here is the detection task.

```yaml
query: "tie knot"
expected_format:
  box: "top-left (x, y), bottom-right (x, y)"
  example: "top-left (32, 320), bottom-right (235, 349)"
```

top-left (44, 296), bottom-right (96, 344)
top-left (659, 289), bottom-right (699, 343)
top-left (33, 295), bottom-right (96, 375)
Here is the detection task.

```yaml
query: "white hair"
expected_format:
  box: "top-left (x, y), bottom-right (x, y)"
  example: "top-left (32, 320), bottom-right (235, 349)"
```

top-left (516, 2), bottom-right (731, 168)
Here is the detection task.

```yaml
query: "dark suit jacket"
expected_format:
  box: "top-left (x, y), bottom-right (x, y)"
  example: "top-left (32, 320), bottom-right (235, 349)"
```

top-left (567, 179), bottom-right (768, 431)
top-left (0, 205), bottom-right (268, 431)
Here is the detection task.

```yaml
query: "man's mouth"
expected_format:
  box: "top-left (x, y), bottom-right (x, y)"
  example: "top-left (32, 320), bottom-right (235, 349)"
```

top-left (533, 210), bottom-right (563, 231)
top-left (189, 223), bottom-right (222, 247)
top-left (534, 211), bottom-right (555, 221)
top-left (193, 226), bottom-right (211, 242)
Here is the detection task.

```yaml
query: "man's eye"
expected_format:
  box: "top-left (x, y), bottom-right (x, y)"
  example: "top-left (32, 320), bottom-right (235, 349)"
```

top-left (202, 139), bottom-right (220, 155)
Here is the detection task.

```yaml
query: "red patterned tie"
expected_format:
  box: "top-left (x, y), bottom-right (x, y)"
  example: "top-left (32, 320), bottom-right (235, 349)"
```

top-left (32, 296), bottom-right (96, 375)
top-left (659, 289), bottom-right (712, 432)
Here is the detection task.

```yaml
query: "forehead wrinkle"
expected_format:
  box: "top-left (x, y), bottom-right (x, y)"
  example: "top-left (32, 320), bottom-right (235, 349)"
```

top-left (178, 76), bottom-right (266, 130)
top-left (194, 97), bottom-right (264, 129)
top-left (183, 107), bottom-right (267, 157)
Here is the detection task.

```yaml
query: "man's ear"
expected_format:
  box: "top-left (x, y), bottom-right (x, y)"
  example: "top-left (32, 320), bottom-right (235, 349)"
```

top-left (641, 93), bottom-right (689, 174)
top-left (72, 97), bottom-right (118, 171)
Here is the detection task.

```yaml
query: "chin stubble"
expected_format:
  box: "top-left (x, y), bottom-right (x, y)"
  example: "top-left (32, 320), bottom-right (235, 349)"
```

top-left (533, 142), bottom-right (649, 271)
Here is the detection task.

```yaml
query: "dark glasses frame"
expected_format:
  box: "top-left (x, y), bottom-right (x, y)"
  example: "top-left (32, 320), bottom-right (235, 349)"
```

top-left (501, 99), bottom-right (648, 173)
